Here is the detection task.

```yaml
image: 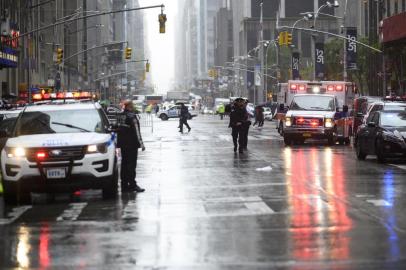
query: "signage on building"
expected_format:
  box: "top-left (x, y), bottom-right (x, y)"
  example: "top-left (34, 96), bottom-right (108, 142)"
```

top-left (315, 43), bottom-right (325, 79)
top-left (0, 47), bottom-right (18, 68)
top-left (346, 27), bottom-right (357, 70)
top-left (291, 52), bottom-right (300, 80)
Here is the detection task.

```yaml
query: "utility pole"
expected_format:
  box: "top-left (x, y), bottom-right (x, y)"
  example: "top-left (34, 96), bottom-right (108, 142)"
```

top-left (258, 1), bottom-right (265, 104)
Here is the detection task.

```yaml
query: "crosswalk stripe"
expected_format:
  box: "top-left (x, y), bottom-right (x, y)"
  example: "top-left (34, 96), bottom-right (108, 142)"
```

top-left (389, 164), bottom-right (406, 171)
top-left (56, 203), bottom-right (87, 221)
top-left (0, 206), bottom-right (31, 225)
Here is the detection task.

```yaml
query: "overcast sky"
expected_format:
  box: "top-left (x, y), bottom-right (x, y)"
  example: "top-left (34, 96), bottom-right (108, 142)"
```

top-left (139, 0), bottom-right (178, 94)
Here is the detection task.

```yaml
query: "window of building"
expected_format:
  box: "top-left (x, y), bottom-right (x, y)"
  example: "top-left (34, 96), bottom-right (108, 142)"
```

top-left (395, 0), bottom-right (399, 14)
top-left (387, 0), bottom-right (391, 17)
top-left (403, 0), bottom-right (406, 11)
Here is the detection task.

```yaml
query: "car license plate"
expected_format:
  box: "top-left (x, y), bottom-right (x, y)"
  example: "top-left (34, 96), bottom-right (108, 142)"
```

top-left (303, 133), bottom-right (312, 138)
top-left (46, 168), bottom-right (66, 179)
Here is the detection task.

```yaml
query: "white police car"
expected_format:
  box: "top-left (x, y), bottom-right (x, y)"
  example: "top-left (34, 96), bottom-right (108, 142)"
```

top-left (0, 103), bottom-right (118, 203)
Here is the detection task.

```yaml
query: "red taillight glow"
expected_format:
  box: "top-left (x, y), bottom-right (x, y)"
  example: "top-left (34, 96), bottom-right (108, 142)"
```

top-left (290, 84), bottom-right (297, 91)
top-left (327, 85), bottom-right (334, 91)
top-left (297, 118), bottom-right (304, 124)
top-left (299, 85), bottom-right (306, 91)
top-left (57, 92), bottom-right (65, 99)
top-left (37, 152), bottom-right (47, 159)
top-left (336, 85), bottom-right (343, 91)
top-left (33, 94), bottom-right (42, 100)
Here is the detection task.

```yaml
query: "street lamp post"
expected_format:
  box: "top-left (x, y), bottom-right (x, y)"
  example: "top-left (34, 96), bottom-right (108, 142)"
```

top-left (310, 1), bottom-right (339, 80)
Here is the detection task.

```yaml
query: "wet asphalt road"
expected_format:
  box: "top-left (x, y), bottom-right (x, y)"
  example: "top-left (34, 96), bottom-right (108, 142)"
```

top-left (1, 114), bottom-right (406, 269)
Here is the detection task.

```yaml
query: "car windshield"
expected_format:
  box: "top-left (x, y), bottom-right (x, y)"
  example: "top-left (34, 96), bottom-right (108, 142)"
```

top-left (290, 96), bottom-right (335, 111)
top-left (15, 109), bottom-right (105, 136)
top-left (380, 112), bottom-right (406, 127)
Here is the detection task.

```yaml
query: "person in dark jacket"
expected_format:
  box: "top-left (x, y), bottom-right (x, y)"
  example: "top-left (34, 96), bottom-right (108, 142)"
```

top-left (229, 98), bottom-right (248, 153)
top-left (253, 106), bottom-right (264, 127)
top-left (117, 100), bottom-right (146, 193)
top-left (179, 103), bottom-right (191, 133)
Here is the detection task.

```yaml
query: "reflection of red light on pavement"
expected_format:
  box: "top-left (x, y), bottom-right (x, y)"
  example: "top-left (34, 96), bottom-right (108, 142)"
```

top-left (286, 148), bottom-right (352, 263)
top-left (74, 191), bottom-right (81, 196)
top-left (39, 223), bottom-right (51, 268)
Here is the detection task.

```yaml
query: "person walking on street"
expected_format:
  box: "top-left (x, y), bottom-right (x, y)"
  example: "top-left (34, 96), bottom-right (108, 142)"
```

top-left (253, 106), bottom-right (264, 127)
top-left (218, 103), bottom-right (225, 120)
top-left (117, 100), bottom-right (146, 193)
top-left (241, 100), bottom-right (252, 150)
top-left (229, 98), bottom-right (248, 153)
top-left (179, 103), bottom-right (191, 133)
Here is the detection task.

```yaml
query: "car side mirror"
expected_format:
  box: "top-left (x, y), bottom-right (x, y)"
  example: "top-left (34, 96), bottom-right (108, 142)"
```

top-left (367, 122), bottom-right (376, 128)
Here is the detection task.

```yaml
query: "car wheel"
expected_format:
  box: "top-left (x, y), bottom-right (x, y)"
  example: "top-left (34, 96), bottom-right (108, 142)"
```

top-left (376, 140), bottom-right (387, 163)
top-left (102, 165), bottom-right (118, 199)
top-left (284, 136), bottom-right (292, 146)
top-left (356, 141), bottom-right (367, 160)
top-left (160, 114), bottom-right (168, 121)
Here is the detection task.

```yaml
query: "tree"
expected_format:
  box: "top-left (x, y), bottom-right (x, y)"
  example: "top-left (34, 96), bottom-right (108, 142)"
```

top-left (325, 38), bottom-right (344, 81)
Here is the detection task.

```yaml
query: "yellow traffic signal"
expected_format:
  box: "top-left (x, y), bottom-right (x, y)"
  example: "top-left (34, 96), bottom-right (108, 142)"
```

top-left (146, 62), bottom-right (150, 72)
top-left (124, 47), bottom-right (132, 60)
top-left (286, 33), bottom-right (293, 45)
top-left (278, 32), bottom-right (286, 46)
top-left (56, 48), bottom-right (63, 64)
top-left (159, 13), bottom-right (167, 33)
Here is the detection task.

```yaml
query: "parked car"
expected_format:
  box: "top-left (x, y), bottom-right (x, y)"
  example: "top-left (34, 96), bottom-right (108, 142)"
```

top-left (352, 96), bottom-right (383, 138)
top-left (356, 110), bottom-right (406, 163)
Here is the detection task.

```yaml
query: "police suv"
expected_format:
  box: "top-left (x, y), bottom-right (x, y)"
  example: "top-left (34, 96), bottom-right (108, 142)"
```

top-left (0, 103), bottom-right (118, 203)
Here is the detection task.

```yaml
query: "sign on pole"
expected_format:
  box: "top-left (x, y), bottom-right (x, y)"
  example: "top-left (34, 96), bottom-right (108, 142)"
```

top-left (346, 27), bottom-right (357, 70)
top-left (254, 64), bottom-right (261, 86)
top-left (315, 43), bottom-right (325, 79)
top-left (292, 52), bottom-right (300, 80)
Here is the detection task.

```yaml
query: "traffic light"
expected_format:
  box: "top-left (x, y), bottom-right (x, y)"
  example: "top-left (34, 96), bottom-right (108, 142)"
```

top-left (56, 48), bottom-right (63, 64)
top-left (146, 61), bottom-right (150, 72)
top-left (124, 47), bottom-right (132, 60)
top-left (158, 13), bottom-right (167, 33)
top-left (278, 32), bottom-right (286, 46)
top-left (286, 33), bottom-right (292, 45)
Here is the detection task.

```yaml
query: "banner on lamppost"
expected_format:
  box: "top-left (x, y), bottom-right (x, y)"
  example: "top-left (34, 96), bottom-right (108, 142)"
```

top-left (254, 64), bottom-right (261, 86)
top-left (315, 42), bottom-right (325, 79)
top-left (346, 27), bottom-right (357, 70)
top-left (291, 52), bottom-right (300, 80)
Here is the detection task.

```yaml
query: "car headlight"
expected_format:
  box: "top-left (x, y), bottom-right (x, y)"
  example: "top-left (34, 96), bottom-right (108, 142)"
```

top-left (286, 117), bottom-right (292, 127)
top-left (382, 131), bottom-right (404, 143)
top-left (325, 118), bottom-right (333, 128)
top-left (87, 143), bottom-right (108, 154)
top-left (6, 147), bottom-right (26, 158)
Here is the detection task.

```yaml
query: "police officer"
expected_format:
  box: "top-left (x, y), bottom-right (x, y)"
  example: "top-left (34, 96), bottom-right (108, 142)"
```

top-left (229, 98), bottom-right (248, 153)
top-left (179, 103), bottom-right (191, 133)
top-left (117, 100), bottom-right (146, 193)
top-left (241, 100), bottom-right (252, 150)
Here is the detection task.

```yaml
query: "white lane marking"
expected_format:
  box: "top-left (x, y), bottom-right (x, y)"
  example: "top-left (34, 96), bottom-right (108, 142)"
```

top-left (244, 201), bottom-right (274, 214)
top-left (0, 206), bottom-right (32, 225)
top-left (366, 199), bottom-right (392, 207)
top-left (389, 164), bottom-right (406, 171)
top-left (56, 202), bottom-right (87, 221)
top-left (256, 166), bottom-right (273, 172)
top-left (217, 135), bottom-right (231, 142)
top-left (121, 200), bottom-right (137, 219)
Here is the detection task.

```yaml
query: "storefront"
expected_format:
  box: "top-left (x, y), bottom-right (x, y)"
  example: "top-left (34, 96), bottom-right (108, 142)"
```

top-left (381, 11), bottom-right (406, 95)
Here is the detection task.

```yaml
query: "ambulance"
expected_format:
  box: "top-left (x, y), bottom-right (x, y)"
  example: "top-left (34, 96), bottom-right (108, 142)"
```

top-left (275, 80), bottom-right (357, 145)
